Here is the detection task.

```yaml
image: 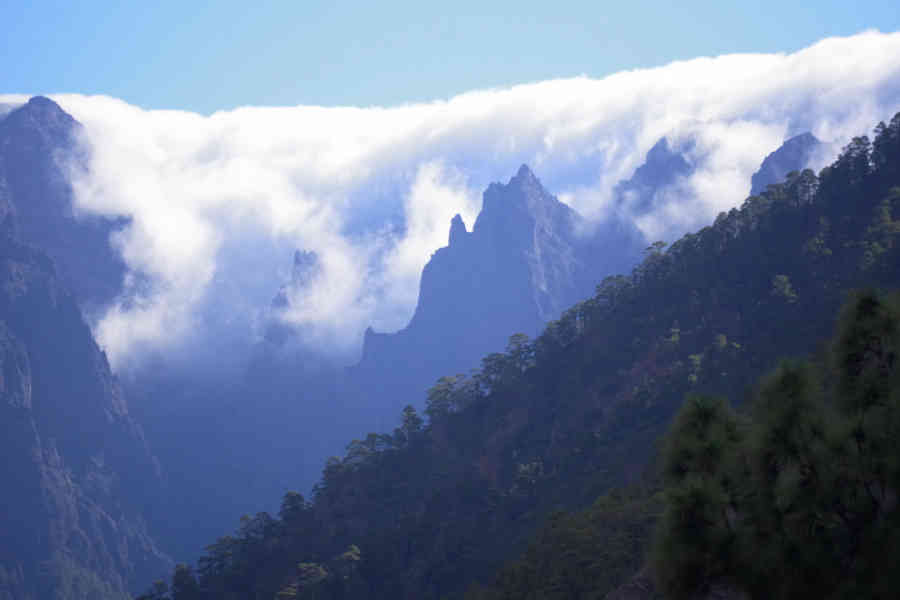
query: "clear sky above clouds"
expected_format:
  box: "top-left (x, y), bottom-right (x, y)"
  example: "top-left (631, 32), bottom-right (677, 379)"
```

top-left (3, 0), bottom-right (900, 113)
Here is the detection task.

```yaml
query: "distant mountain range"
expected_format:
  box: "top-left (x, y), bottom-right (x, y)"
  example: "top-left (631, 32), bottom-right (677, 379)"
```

top-left (0, 96), bottom-right (823, 599)
top-left (151, 111), bottom-right (900, 600)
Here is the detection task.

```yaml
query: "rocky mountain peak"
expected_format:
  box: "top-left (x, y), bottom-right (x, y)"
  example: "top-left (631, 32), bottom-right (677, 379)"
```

top-left (24, 95), bottom-right (67, 114)
top-left (512, 162), bottom-right (538, 183)
top-left (0, 96), bottom-right (126, 310)
top-left (353, 164), bottom-right (613, 418)
top-left (750, 132), bottom-right (820, 196)
top-left (475, 163), bottom-right (577, 244)
top-left (448, 214), bottom-right (468, 246)
top-left (642, 137), bottom-right (692, 178)
top-left (2, 95), bottom-right (80, 147)
top-left (615, 136), bottom-right (694, 218)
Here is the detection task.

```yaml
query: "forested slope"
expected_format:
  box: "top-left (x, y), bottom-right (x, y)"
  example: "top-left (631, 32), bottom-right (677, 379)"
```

top-left (144, 112), bottom-right (900, 600)
top-left (647, 289), bottom-right (900, 600)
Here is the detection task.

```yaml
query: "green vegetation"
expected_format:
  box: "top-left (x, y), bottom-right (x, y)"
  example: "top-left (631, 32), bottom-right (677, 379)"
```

top-left (653, 291), bottom-right (900, 599)
top-left (465, 489), bottom-right (661, 600)
top-left (143, 113), bottom-right (900, 599)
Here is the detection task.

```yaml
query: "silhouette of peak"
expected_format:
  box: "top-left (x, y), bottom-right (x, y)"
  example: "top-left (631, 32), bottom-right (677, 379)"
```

top-left (645, 137), bottom-right (674, 162)
top-left (632, 137), bottom-right (693, 186)
top-left (508, 163), bottom-right (542, 188)
top-left (750, 132), bottom-right (820, 196)
top-left (1, 95), bottom-right (79, 140)
top-left (16, 96), bottom-right (71, 122)
top-left (488, 164), bottom-right (549, 201)
top-left (25, 96), bottom-right (61, 110)
top-left (475, 164), bottom-right (576, 238)
top-left (612, 136), bottom-right (695, 219)
top-left (448, 214), bottom-right (468, 246)
top-left (789, 131), bottom-right (818, 145)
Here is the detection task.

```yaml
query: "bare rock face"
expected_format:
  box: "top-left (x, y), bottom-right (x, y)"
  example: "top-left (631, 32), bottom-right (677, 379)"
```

top-left (352, 165), bottom-right (640, 419)
top-left (0, 96), bottom-right (127, 313)
top-left (0, 99), bottom-right (170, 600)
top-left (750, 132), bottom-right (820, 196)
top-left (0, 230), bottom-right (171, 599)
top-left (615, 137), bottom-right (695, 219)
top-left (448, 213), bottom-right (468, 247)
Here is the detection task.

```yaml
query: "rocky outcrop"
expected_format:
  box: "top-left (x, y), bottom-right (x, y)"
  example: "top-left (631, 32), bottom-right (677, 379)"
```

top-left (615, 137), bottom-right (694, 219)
top-left (750, 132), bottom-right (820, 196)
top-left (0, 100), bottom-right (169, 600)
top-left (0, 96), bottom-right (126, 313)
top-left (0, 231), bottom-right (171, 599)
top-left (352, 165), bottom-right (638, 416)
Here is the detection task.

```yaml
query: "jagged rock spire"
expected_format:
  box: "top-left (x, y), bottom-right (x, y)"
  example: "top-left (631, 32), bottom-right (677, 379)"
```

top-left (448, 214), bottom-right (467, 246)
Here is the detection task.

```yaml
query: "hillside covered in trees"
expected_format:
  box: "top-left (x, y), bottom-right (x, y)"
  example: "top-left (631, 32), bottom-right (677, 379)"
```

top-left (650, 289), bottom-right (900, 600)
top-left (142, 112), bottom-right (900, 600)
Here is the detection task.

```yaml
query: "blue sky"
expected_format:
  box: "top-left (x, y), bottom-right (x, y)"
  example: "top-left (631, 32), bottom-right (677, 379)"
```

top-left (3, 0), bottom-right (899, 113)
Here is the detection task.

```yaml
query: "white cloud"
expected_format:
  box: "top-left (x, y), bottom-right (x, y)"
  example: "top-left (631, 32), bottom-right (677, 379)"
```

top-left (4, 30), bottom-right (899, 369)
top-left (377, 162), bottom-right (480, 328)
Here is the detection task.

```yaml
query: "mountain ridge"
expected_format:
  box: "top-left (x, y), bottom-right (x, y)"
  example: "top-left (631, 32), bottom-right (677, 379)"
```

top-left (147, 112), bottom-right (900, 600)
top-left (0, 97), bottom-right (171, 600)
top-left (352, 163), bottom-right (627, 423)
top-left (0, 95), bottom-right (126, 313)
top-left (749, 131), bottom-right (820, 196)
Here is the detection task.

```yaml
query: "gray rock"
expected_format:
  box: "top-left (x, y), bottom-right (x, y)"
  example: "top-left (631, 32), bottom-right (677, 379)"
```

top-left (750, 132), bottom-right (820, 196)
top-left (0, 96), bottom-right (127, 313)
top-left (615, 137), bottom-right (694, 218)
top-left (350, 164), bottom-right (640, 419)
top-left (0, 98), bottom-right (170, 600)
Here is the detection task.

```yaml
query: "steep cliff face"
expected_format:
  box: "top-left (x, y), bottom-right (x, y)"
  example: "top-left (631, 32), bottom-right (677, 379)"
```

top-left (0, 96), bottom-right (126, 313)
top-left (354, 165), bottom-right (625, 416)
top-left (0, 102), bottom-right (169, 600)
top-left (749, 132), bottom-right (820, 196)
top-left (0, 229), bottom-right (170, 600)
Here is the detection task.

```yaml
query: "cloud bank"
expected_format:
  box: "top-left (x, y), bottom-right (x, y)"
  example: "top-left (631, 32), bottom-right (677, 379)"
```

top-left (5, 30), bottom-right (900, 369)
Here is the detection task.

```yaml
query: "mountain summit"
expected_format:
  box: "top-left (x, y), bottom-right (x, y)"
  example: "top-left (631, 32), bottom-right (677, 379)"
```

top-left (614, 137), bottom-right (694, 218)
top-left (354, 165), bottom-right (612, 417)
top-left (0, 96), bottom-right (126, 312)
top-left (750, 132), bottom-right (820, 196)
top-left (0, 98), bottom-right (170, 599)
